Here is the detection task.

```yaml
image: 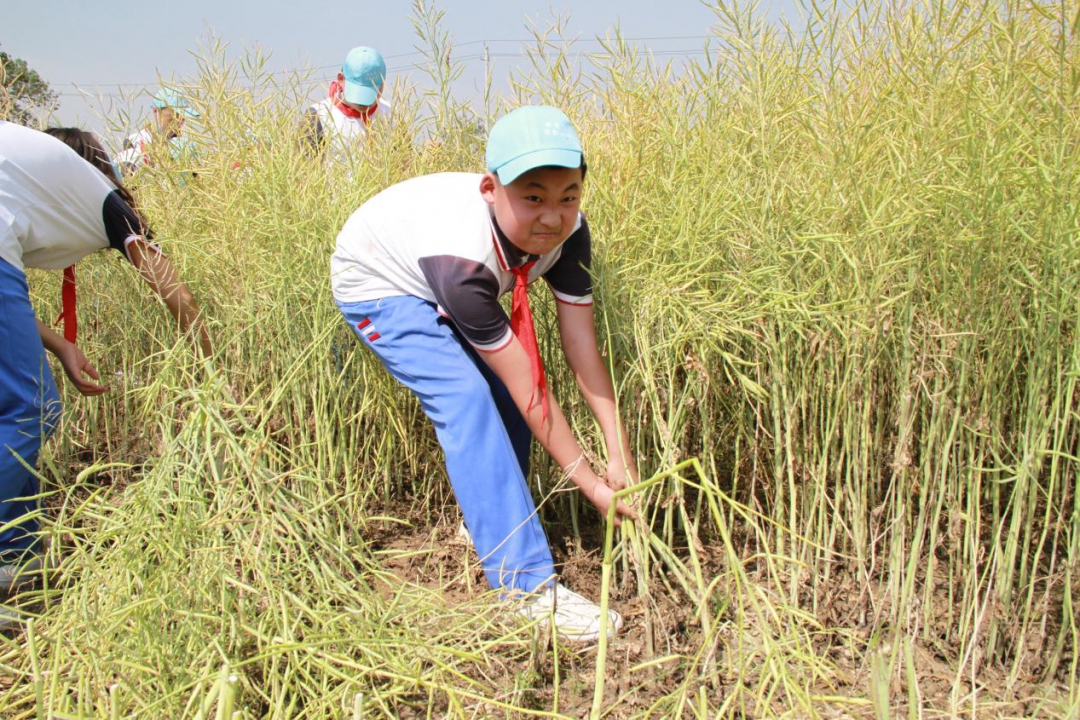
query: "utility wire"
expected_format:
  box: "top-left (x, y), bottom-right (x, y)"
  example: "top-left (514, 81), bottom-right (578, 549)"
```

top-left (55, 34), bottom-right (714, 95)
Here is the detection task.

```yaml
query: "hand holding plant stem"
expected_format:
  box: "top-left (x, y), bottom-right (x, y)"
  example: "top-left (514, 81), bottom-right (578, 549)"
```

top-left (36, 319), bottom-right (109, 396)
top-left (604, 455), bottom-right (639, 492)
top-left (584, 478), bottom-right (638, 526)
top-left (601, 455), bottom-right (641, 524)
top-left (54, 341), bottom-right (109, 396)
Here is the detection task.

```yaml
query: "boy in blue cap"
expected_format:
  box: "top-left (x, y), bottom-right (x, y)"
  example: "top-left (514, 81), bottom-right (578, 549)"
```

top-left (115, 87), bottom-right (199, 176)
top-left (304, 46), bottom-right (393, 158)
top-left (331, 106), bottom-right (638, 641)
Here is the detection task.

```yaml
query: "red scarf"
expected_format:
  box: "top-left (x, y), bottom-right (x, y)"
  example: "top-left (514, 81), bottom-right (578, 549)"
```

top-left (510, 261), bottom-right (549, 423)
top-left (329, 81), bottom-right (378, 124)
top-left (55, 265), bottom-right (77, 343)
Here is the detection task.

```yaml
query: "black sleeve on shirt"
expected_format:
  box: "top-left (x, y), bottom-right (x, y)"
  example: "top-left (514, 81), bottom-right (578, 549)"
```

top-left (101, 190), bottom-right (144, 262)
top-left (302, 107), bottom-right (325, 154)
top-left (543, 217), bottom-right (592, 298)
top-left (419, 255), bottom-right (511, 347)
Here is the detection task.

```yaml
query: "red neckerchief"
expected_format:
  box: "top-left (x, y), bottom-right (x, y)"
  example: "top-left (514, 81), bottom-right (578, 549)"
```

top-left (509, 260), bottom-right (549, 423)
top-left (55, 265), bottom-right (77, 343)
top-left (329, 80), bottom-right (378, 124)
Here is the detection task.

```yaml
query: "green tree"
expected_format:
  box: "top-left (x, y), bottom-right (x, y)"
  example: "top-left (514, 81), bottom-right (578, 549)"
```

top-left (1, 47), bottom-right (57, 125)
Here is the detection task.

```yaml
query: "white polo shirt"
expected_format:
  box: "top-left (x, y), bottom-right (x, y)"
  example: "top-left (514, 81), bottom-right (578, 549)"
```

top-left (330, 172), bottom-right (593, 352)
top-left (114, 128), bottom-right (154, 171)
top-left (0, 121), bottom-right (143, 271)
top-left (307, 96), bottom-right (393, 162)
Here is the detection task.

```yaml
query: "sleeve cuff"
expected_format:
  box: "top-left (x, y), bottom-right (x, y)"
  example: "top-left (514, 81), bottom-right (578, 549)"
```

top-left (550, 287), bottom-right (593, 306)
top-left (472, 326), bottom-right (514, 353)
top-left (123, 235), bottom-right (163, 259)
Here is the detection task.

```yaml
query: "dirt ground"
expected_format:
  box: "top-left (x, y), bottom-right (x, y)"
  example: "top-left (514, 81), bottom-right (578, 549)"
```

top-left (363, 505), bottom-right (719, 718)
top-left (361, 503), bottom-right (1068, 720)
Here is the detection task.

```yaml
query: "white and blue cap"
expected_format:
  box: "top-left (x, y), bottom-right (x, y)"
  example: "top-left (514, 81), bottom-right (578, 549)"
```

top-left (151, 87), bottom-right (199, 118)
top-left (342, 46), bottom-right (386, 106)
top-left (486, 106), bottom-right (583, 185)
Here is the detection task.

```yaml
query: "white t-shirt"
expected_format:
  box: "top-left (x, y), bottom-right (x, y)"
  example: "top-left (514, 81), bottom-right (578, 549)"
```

top-left (306, 96), bottom-right (393, 162)
top-left (330, 172), bottom-right (593, 352)
top-left (0, 121), bottom-right (143, 272)
top-left (114, 128), bottom-right (154, 170)
top-left (113, 129), bottom-right (193, 175)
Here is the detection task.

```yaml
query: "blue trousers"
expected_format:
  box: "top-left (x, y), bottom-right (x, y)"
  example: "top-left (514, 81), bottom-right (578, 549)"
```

top-left (0, 259), bottom-right (60, 558)
top-left (338, 296), bottom-right (555, 593)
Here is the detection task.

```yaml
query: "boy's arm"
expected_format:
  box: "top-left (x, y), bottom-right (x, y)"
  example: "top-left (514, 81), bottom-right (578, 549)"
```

top-left (555, 301), bottom-right (640, 490)
top-left (126, 239), bottom-right (213, 357)
top-left (100, 192), bottom-right (211, 357)
top-left (301, 107), bottom-right (325, 154)
top-left (480, 337), bottom-right (637, 524)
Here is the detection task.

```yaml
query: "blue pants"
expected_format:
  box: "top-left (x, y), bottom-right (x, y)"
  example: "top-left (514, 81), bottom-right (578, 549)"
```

top-left (338, 296), bottom-right (555, 593)
top-left (0, 259), bottom-right (60, 558)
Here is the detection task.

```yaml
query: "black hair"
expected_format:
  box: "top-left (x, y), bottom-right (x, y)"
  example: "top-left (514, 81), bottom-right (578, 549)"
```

top-left (45, 127), bottom-right (154, 240)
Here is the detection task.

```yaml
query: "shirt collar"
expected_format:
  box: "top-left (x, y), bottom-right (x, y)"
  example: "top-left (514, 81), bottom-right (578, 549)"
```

top-left (488, 212), bottom-right (537, 272)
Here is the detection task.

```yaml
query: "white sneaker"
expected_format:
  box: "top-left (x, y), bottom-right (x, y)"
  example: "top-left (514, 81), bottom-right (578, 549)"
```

top-left (0, 604), bottom-right (24, 630)
top-left (456, 521), bottom-right (472, 544)
top-left (515, 582), bottom-right (623, 643)
top-left (0, 551), bottom-right (44, 592)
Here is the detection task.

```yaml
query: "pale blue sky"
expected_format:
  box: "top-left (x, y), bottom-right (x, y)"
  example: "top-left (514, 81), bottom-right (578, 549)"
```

top-left (4, 0), bottom-right (801, 140)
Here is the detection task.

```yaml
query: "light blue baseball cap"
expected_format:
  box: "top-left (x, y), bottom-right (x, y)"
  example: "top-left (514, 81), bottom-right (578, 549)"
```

top-left (342, 47), bottom-right (386, 106)
top-left (486, 106), bottom-right (583, 185)
top-left (151, 87), bottom-right (199, 118)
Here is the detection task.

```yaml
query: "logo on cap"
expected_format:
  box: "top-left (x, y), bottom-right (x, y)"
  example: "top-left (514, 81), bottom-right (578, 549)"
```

top-left (486, 106), bottom-right (583, 185)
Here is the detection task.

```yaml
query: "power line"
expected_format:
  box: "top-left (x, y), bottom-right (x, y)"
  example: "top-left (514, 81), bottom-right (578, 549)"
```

top-left (386, 48), bottom-right (712, 73)
top-left (55, 34), bottom-right (715, 94)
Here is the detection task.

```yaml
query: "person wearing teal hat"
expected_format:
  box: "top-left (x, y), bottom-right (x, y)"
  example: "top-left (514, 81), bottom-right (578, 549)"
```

top-left (303, 46), bottom-right (393, 160)
top-left (330, 106), bottom-right (639, 642)
top-left (115, 86), bottom-right (198, 176)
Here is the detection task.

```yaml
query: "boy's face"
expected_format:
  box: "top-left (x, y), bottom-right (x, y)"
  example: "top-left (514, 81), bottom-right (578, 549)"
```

top-left (480, 165), bottom-right (583, 256)
top-left (153, 107), bottom-right (182, 135)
